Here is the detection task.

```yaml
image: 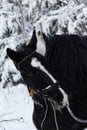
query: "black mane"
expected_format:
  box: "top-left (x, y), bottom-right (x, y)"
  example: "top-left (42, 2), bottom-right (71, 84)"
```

top-left (44, 34), bottom-right (87, 118)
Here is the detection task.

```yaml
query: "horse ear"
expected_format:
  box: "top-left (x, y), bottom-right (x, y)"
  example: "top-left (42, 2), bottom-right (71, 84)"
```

top-left (30, 30), bottom-right (37, 42)
top-left (6, 48), bottom-right (17, 61)
top-left (27, 30), bottom-right (37, 51)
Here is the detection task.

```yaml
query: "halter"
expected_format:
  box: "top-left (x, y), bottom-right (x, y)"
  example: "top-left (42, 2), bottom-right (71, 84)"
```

top-left (18, 51), bottom-right (35, 66)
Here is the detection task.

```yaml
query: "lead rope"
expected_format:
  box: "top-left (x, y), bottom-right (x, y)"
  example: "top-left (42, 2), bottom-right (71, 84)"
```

top-left (41, 97), bottom-right (59, 130)
top-left (18, 51), bottom-right (35, 66)
top-left (66, 104), bottom-right (87, 123)
top-left (51, 103), bottom-right (59, 130)
top-left (41, 98), bottom-right (48, 130)
top-left (55, 88), bottom-right (87, 124)
top-left (58, 88), bottom-right (87, 123)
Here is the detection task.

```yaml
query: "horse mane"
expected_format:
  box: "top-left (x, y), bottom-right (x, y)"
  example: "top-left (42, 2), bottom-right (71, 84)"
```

top-left (43, 34), bottom-right (87, 93)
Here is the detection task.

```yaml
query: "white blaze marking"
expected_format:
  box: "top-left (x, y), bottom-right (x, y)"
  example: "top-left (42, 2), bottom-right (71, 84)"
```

top-left (59, 87), bottom-right (69, 106)
top-left (36, 36), bottom-right (46, 56)
top-left (31, 57), bottom-right (56, 83)
top-left (36, 27), bottom-right (46, 56)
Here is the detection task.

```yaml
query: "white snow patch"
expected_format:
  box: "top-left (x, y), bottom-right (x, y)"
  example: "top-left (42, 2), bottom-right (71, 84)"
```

top-left (0, 85), bottom-right (36, 130)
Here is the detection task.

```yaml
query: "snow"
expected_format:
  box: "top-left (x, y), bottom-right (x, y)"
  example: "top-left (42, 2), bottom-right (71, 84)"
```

top-left (0, 84), bottom-right (36, 130)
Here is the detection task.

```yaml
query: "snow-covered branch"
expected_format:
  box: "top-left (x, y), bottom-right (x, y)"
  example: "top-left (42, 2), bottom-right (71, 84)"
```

top-left (0, 117), bottom-right (24, 123)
